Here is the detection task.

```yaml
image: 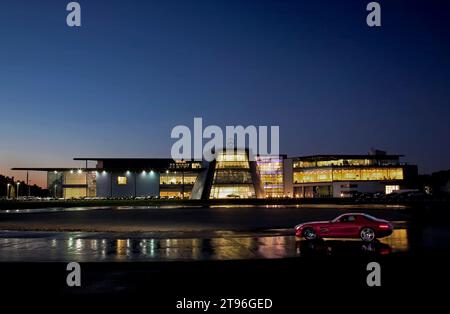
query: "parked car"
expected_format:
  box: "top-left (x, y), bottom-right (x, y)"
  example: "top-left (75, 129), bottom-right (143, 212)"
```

top-left (295, 213), bottom-right (393, 242)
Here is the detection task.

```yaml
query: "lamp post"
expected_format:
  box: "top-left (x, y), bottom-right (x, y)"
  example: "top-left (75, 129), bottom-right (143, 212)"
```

top-left (26, 171), bottom-right (30, 197)
top-left (16, 182), bottom-right (20, 198)
top-left (6, 183), bottom-right (10, 199)
top-left (54, 184), bottom-right (58, 199)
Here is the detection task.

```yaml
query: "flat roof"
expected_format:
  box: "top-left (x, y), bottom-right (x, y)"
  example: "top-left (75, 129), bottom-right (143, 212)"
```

top-left (73, 157), bottom-right (175, 161)
top-left (11, 168), bottom-right (98, 172)
top-left (293, 154), bottom-right (403, 161)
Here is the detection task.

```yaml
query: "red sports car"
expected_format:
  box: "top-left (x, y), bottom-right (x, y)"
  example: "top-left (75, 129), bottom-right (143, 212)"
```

top-left (294, 213), bottom-right (393, 242)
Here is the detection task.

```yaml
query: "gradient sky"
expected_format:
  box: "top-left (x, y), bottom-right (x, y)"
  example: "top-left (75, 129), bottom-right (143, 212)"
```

top-left (1, 0), bottom-right (449, 187)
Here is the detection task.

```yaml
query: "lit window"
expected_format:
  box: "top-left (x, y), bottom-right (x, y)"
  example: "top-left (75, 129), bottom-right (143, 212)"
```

top-left (385, 185), bottom-right (399, 194)
top-left (117, 176), bottom-right (127, 185)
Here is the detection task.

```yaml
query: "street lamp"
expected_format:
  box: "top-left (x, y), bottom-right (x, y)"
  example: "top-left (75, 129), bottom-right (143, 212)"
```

top-left (16, 182), bottom-right (20, 198)
top-left (6, 183), bottom-right (10, 199)
top-left (54, 184), bottom-right (58, 199)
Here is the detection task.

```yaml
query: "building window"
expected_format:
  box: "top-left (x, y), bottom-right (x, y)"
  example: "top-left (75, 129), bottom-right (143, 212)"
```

top-left (210, 186), bottom-right (256, 199)
top-left (160, 173), bottom-right (198, 185)
top-left (117, 176), bottom-right (127, 185)
top-left (257, 156), bottom-right (284, 197)
top-left (385, 185), bottom-right (400, 194)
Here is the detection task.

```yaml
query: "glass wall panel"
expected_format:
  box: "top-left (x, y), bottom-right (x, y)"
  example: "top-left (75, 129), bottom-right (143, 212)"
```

top-left (210, 185), bottom-right (255, 199)
top-left (210, 149), bottom-right (256, 198)
top-left (216, 150), bottom-right (249, 169)
top-left (332, 169), bottom-right (361, 181)
top-left (293, 158), bottom-right (399, 168)
top-left (294, 167), bottom-right (404, 183)
top-left (257, 157), bottom-right (284, 197)
top-left (213, 170), bottom-right (253, 184)
top-left (387, 168), bottom-right (404, 180)
top-left (293, 169), bottom-right (332, 183)
top-left (87, 171), bottom-right (96, 197)
top-left (160, 191), bottom-right (191, 198)
top-left (64, 187), bottom-right (86, 199)
top-left (160, 173), bottom-right (198, 185)
top-left (64, 172), bottom-right (86, 184)
top-left (47, 171), bottom-right (64, 198)
top-left (117, 176), bottom-right (127, 185)
top-left (293, 161), bottom-right (316, 168)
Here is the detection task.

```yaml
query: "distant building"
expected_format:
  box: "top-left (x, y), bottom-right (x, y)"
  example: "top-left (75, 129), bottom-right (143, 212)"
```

top-left (12, 150), bottom-right (418, 199)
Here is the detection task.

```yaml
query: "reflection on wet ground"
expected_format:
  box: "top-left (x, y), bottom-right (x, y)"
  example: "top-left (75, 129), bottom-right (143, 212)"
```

top-left (0, 227), bottom-right (419, 262)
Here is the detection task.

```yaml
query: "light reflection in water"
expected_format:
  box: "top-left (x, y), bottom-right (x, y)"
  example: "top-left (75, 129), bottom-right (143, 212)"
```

top-left (379, 229), bottom-right (409, 251)
top-left (0, 228), bottom-right (410, 262)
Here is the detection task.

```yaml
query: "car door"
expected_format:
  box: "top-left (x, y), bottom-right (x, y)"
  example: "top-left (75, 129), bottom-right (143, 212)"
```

top-left (332, 215), bottom-right (359, 238)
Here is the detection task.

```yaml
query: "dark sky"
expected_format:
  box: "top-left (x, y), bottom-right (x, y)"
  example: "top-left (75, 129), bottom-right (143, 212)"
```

top-left (1, 0), bottom-right (449, 186)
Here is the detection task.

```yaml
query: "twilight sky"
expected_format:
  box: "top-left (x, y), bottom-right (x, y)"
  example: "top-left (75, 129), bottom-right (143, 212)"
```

top-left (1, 0), bottom-right (449, 187)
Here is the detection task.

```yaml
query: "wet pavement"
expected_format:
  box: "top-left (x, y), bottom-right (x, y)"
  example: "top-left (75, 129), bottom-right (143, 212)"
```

top-left (0, 225), bottom-right (431, 262)
top-left (0, 205), bottom-right (448, 262)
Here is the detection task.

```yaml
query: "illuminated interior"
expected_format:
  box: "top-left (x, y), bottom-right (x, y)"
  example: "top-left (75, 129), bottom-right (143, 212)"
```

top-left (160, 173), bottom-right (198, 185)
top-left (216, 150), bottom-right (250, 169)
top-left (294, 168), bottom-right (404, 183)
top-left (210, 150), bottom-right (256, 199)
top-left (60, 171), bottom-right (96, 198)
top-left (210, 186), bottom-right (255, 199)
top-left (64, 172), bottom-right (86, 184)
top-left (257, 156), bottom-right (284, 197)
top-left (117, 176), bottom-right (127, 185)
top-left (160, 191), bottom-right (192, 198)
top-left (385, 185), bottom-right (400, 194)
top-left (64, 188), bottom-right (87, 199)
top-left (293, 158), bottom-right (400, 168)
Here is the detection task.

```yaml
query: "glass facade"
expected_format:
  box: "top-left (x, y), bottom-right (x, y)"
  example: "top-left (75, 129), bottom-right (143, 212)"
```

top-left (160, 172), bottom-right (198, 185)
top-left (87, 171), bottom-right (96, 197)
top-left (210, 150), bottom-right (256, 199)
top-left (160, 167), bottom-right (199, 199)
top-left (216, 150), bottom-right (249, 169)
top-left (160, 190), bottom-right (192, 199)
top-left (257, 156), bottom-right (284, 197)
top-left (62, 171), bottom-right (96, 198)
top-left (294, 167), bottom-right (404, 183)
top-left (293, 158), bottom-right (400, 169)
top-left (210, 186), bottom-right (255, 199)
top-left (47, 171), bottom-right (63, 198)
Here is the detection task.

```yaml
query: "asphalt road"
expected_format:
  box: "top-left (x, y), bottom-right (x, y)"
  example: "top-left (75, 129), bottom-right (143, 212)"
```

top-left (0, 204), bottom-right (411, 232)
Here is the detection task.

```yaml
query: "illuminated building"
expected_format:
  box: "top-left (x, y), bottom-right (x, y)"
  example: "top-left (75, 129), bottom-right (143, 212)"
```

top-left (291, 153), bottom-right (418, 198)
top-left (208, 149), bottom-right (263, 199)
top-left (12, 149), bottom-right (417, 199)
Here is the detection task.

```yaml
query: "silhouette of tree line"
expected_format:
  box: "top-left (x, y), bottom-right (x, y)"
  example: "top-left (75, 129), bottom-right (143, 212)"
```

top-left (0, 174), bottom-right (49, 198)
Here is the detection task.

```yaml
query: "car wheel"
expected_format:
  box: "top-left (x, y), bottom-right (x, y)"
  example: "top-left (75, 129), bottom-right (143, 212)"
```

top-left (303, 228), bottom-right (317, 241)
top-left (360, 227), bottom-right (375, 242)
